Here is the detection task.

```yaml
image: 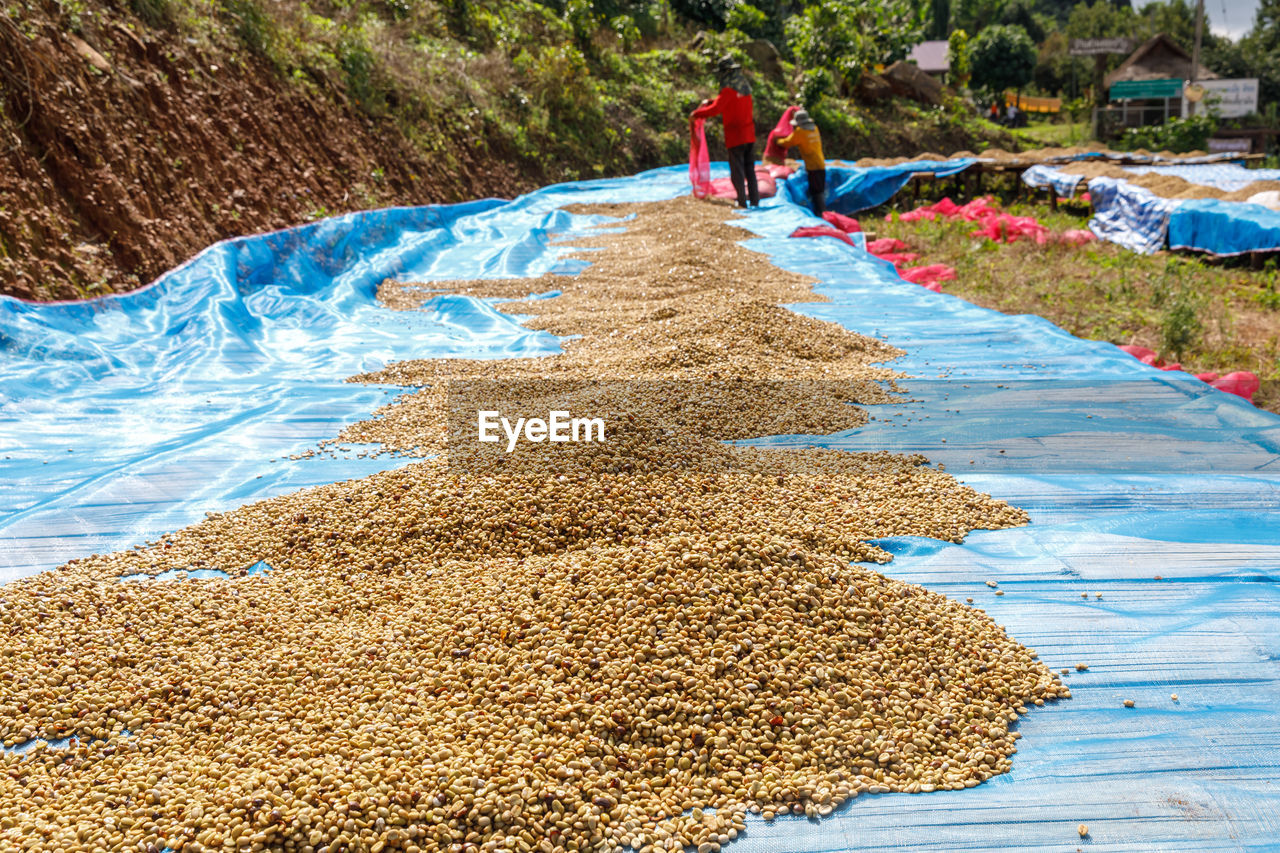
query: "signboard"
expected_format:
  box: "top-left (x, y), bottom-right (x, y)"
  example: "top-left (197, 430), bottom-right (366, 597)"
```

top-left (1110, 78), bottom-right (1183, 100)
top-left (1183, 78), bottom-right (1260, 118)
top-left (1208, 137), bottom-right (1252, 154)
top-left (1070, 37), bottom-right (1132, 56)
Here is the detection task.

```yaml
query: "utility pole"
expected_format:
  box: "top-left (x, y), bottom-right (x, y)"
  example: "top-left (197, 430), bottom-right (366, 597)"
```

top-left (1188, 0), bottom-right (1205, 116)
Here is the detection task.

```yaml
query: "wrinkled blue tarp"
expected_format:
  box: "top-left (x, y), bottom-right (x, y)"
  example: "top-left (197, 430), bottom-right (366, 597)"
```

top-left (1024, 164), bottom-right (1280, 255)
top-left (785, 159), bottom-right (975, 214)
top-left (1169, 197), bottom-right (1280, 256)
top-left (1021, 163), bottom-right (1087, 196)
top-left (1085, 176), bottom-right (1181, 254)
top-left (3, 164), bottom-right (1280, 850)
top-left (0, 175), bottom-right (692, 579)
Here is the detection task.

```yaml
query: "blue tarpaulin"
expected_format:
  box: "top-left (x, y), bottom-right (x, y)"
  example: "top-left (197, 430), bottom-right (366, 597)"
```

top-left (1085, 176), bottom-right (1181, 254)
top-left (2, 164), bottom-right (1280, 849)
top-left (786, 159), bottom-right (976, 214)
top-left (1021, 163), bottom-right (1087, 197)
top-left (1024, 164), bottom-right (1280, 255)
top-left (1169, 197), bottom-right (1280, 256)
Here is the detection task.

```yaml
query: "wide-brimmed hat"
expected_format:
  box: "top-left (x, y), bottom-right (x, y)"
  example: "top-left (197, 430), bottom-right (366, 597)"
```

top-left (792, 109), bottom-right (816, 129)
top-left (715, 55), bottom-right (741, 75)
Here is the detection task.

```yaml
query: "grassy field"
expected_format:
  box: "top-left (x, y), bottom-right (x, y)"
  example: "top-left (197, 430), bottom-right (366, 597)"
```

top-left (875, 195), bottom-right (1280, 412)
top-left (1008, 120), bottom-right (1096, 149)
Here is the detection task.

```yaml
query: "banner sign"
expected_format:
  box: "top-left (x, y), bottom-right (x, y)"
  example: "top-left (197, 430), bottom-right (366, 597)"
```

top-left (1070, 38), bottom-right (1133, 56)
top-left (1183, 78), bottom-right (1260, 118)
top-left (1208, 137), bottom-right (1252, 153)
top-left (1110, 78), bottom-right (1183, 100)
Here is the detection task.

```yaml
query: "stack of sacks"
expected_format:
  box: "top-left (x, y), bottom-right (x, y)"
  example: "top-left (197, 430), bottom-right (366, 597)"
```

top-left (1202, 372), bottom-right (1263, 400)
top-left (1117, 344), bottom-right (1261, 402)
top-left (1118, 344), bottom-right (1184, 372)
top-left (969, 214), bottom-right (1051, 244)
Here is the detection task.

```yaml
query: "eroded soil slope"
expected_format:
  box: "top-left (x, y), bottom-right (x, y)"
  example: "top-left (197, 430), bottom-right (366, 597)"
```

top-left (0, 9), bottom-right (527, 301)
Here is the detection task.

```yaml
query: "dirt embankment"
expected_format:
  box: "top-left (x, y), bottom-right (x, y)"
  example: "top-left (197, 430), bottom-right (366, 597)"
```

top-left (0, 12), bottom-right (532, 301)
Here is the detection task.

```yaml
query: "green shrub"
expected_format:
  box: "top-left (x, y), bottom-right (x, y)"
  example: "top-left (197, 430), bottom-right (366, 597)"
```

top-left (1160, 285), bottom-right (1204, 362)
top-left (222, 0), bottom-right (275, 60)
top-left (725, 2), bottom-right (767, 35)
top-left (947, 29), bottom-right (969, 87)
top-left (798, 68), bottom-right (834, 107)
top-left (787, 0), bottom-right (922, 90)
top-left (337, 31), bottom-right (382, 113)
top-left (129, 0), bottom-right (173, 28)
top-left (1117, 114), bottom-right (1218, 154)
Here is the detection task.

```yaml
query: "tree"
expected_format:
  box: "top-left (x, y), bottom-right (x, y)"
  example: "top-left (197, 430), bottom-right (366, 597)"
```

top-left (948, 28), bottom-right (970, 87)
top-left (1237, 0), bottom-right (1280, 111)
top-left (1031, 0), bottom-right (1085, 28)
top-left (999, 0), bottom-right (1044, 43)
top-left (1065, 0), bottom-right (1135, 39)
top-left (1135, 0), bottom-right (1197, 45)
top-left (927, 0), bottom-right (951, 39)
top-left (967, 24), bottom-right (1036, 97)
top-left (951, 0), bottom-right (1010, 37)
top-left (785, 0), bottom-right (924, 88)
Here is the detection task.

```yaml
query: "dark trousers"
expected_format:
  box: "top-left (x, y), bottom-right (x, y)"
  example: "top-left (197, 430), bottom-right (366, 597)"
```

top-left (728, 143), bottom-right (760, 208)
top-left (807, 168), bottom-right (826, 216)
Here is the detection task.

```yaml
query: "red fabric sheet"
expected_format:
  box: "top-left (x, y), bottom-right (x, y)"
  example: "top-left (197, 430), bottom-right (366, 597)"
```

top-left (763, 106), bottom-right (800, 163)
top-left (866, 238), bottom-right (909, 254)
top-left (1116, 344), bottom-right (1260, 402)
top-left (788, 226), bottom-right (856, 246)
top-left (703, 167), bottom-right (777, 201)
top-left (900, 264), bottom-right (957, 285)
top-left (821, 211), bottom-right (861, 233)
top-left (689, 118), bottom-right (713, 199)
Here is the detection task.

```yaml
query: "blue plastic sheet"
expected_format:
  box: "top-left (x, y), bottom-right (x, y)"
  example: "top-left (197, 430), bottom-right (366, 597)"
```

top-left (1085, 176), bottom-right (1180, 254)
top-left (1025, 164), bottom-right (1280, 256)
top-left (786, 159), bottom-right (975, 214)
top-left (0, 171), bottom-right (692, 580)
top-left (3, 164), bottom-right (1280, 849)
top-left (1169, 197), bottom-right (1280, 256)
top-left (1021, 163), bottom-right (1087, 197)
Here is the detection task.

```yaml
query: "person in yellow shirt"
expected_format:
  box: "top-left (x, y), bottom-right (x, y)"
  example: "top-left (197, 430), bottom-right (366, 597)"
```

top-left (774, 109), bottom-right (826, 216)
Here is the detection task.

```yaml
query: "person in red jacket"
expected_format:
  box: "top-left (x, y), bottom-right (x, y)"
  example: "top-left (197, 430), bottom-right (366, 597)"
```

top-left (690, 56), bottom-right (758, 208)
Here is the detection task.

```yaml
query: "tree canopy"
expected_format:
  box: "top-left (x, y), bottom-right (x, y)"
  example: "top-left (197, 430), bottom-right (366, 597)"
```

top-left (968, 23), bottom-right (1037, 95)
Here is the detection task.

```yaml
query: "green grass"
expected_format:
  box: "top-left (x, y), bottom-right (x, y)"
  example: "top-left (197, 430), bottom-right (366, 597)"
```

top-left (1008, 120), bottom-right (1096, 149)
top-left (876, 194), bottom-right (1280, 412)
